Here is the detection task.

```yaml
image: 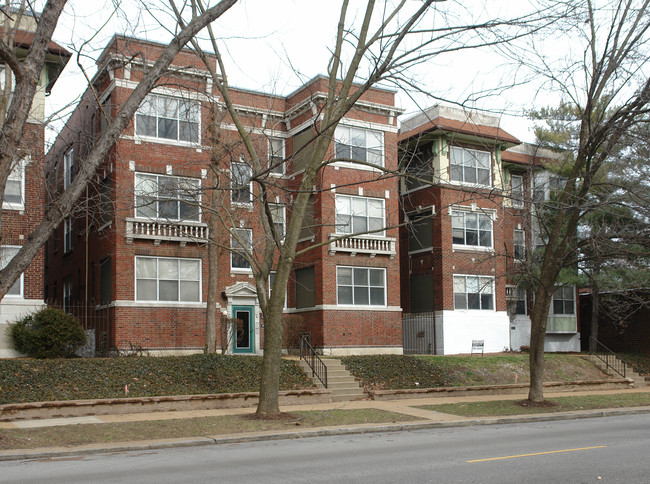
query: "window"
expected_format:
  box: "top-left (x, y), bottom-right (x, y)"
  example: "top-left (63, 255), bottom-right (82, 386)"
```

top-left (337, 266), bottom-right (386, 306)
top-left (514, 229), bottom-right (525, 261)
top-left (335, 195), bottom-right (385, 236)
top-left (231, 228), bottom-right (252, 271)
top-left (134, 173), bottom-right (200, 221)
top-left (231, 161), bottom-right (252, 204)
top-left (407, 209), bottom-right (434, 252)
top-left (270, 204), bottom-right (285, 240)
top-left (409, 274), bottom-right (434, 312)
top-left (511, 174), bottom-right (524, 208)
top-left (515, 287), bottom-right (527, 315)
top-left (135, 256), bottom-right (201, 302)
top-left (64, 217), bottom-right (73, 253)
top-left (268, 137), bottom-right (285, 175)
top-left (3, 158), bottom-right (24, 208)
top-left (135, 94), bottom-right (200, 143)
top-left (453, 275), bottom-right (494, 310)
top-left (63, 277), bottom-right (73, 311)
top-left (404, 146), bottom-right (433, 191)
top-left (451, 210), bottom-right (492, 249)
top-left (334, 126), bottom-right (384, 167)
top-left (548, 285), bottom-right (577, 332)
top-left (552, 286), bottom-right (575, 315)
top-left (295, 266), bottom-right (315, 309)
top-left (534, 172), bottom-right (565, 202)
top-left (0, 246), bottom-right (22, 296)
top-left (450, 146), bottom-right (490, 185)
top-left (64, 149), bottom-right (73, 189)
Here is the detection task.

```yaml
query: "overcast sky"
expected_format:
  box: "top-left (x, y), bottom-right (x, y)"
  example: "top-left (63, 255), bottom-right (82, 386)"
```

top-left (46, 0), bottom-right (556, 144)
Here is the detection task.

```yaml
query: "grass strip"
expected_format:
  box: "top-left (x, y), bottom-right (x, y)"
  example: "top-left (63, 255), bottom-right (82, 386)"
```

top-left (0, 409), bottom-right (419, 451)
top-left (417, 392), bottom-right (650, 417)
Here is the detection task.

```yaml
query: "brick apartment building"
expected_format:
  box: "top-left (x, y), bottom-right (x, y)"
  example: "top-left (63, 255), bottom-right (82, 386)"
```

top-left (44, 35), bottom-right (403, 356)
top-left (399, 105), bottom-right (579, 354)
top-left (0, 13), bottom-right (70, 357)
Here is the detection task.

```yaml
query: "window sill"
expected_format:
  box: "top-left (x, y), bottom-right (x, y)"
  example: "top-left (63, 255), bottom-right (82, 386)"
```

top-left (452, 245), bottom-right (494, 253)
top-left (447, 180), bottom-right (493, 190)
top-left (2, 202), bottom-right (25, 213)
top-left (408, 247), bottom-right (434, 255)
top-left (331, 161), bottom-right (384, 172)
top-left (231, 268), bottom-right (253, 274)
top-left (132, 134), bottom-right (201, 148)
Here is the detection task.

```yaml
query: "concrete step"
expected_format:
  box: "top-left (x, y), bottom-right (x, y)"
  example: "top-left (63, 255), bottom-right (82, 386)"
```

top-left (299, 357), bottom-right (365, 402)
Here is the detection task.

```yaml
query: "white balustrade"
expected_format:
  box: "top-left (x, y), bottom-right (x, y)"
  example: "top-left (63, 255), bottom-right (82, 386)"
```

top-left (328, 234), bottom-right (396, 258)
top-left (125, 218), bottom-right (208, 245)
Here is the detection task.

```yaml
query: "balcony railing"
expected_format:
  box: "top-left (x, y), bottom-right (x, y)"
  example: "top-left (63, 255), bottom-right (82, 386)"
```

top-left (125, 217), bottom-right (208, 246)
top-left (328, 233), bottom-right (396, 258)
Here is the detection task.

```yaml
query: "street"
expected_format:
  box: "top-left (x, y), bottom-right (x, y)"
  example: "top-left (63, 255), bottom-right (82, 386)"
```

top-left (2, 413), bottom-right (649, 483)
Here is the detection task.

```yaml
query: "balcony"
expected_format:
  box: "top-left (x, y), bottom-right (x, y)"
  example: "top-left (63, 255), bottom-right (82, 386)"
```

top-left (125, 218), bottom-right (209, 246)
top-left (328, 233), bottom-right (396, 258)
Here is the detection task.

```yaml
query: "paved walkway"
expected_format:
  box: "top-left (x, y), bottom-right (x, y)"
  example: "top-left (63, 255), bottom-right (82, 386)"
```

top-left (2, 387), bottom-right (648, 430)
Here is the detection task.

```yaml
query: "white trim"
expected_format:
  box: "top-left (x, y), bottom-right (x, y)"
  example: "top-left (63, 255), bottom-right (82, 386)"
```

top-left (134, 256), bottom-right (202, 303)
top-left (109, 300), bottom-right (206, 309)
top-left (336, 266), bottom-right (387, 308)
top-left (286, 305), bottom-right (402, 313)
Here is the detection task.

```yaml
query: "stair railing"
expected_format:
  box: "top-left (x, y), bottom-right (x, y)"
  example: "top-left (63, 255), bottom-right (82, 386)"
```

top-left (300, 335), bottom-right (327, 388)
top-left (590, 337), bottom-right (626, 378)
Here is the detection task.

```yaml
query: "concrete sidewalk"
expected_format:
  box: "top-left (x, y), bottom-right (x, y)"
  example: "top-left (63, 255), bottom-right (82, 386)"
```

top-left (1, 387), bottom-right (649, 461)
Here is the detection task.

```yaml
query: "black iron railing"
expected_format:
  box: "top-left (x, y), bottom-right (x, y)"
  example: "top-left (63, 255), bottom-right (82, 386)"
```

top-left (300, 335), bottom-right (327, 388)
top-left (590, 337), bottom-right (626, 378)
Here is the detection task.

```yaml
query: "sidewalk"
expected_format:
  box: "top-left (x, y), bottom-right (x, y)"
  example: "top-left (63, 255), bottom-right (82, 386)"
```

top-left (1, 387), bottom-right (649, 461)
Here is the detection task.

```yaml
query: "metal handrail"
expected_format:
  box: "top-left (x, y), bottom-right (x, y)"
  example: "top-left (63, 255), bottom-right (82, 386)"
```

top-left (300, 335), bottom-right (328, 388)
top-left (590, 336), bottom-right (626, 378)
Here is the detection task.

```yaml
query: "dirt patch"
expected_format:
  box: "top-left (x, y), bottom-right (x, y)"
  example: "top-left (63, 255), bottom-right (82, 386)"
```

top-left (515, 399), bottom-right (559, 408)
top-left (239, 412), bottom-right (299, 421)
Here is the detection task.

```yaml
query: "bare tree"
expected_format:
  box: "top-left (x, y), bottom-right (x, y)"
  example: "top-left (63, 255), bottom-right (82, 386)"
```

top-left (0, 0), bottom-right (238, 299)
top-left (511, 0), bottom-right (650, 402)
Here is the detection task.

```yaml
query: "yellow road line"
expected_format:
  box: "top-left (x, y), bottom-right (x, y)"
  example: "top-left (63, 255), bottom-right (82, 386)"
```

top-left (468, 446), bottom-right (607, 463)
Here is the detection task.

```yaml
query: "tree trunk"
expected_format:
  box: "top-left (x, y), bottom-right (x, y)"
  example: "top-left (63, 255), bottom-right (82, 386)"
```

top-left (205, 184), bottom-right (219, 353)
top-left (527, 280), bottom-right (555, 402)
top-left (256, 302), bottom-right (283, 416)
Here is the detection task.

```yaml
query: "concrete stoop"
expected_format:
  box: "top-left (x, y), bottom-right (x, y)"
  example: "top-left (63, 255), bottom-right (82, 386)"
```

top-left (590, 355), bottom-right (648, 387)
top-left (299, 359), bottom-right (365, 402)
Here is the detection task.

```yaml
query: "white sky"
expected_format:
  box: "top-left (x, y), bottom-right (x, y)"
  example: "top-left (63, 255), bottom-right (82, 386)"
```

top-left (45, 0), bottom-right (563, 145)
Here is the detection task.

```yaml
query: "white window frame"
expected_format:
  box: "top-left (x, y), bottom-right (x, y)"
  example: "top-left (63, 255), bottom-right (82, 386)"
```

top-left (453, 275), bottom-right (495, 311)
top-left (64, 217), bottom-right (73, 253)
top-left (3, 157), bottom-right (25, 210)
top-left (334, 125), bottom-right (384, 169)
top-left (135, 93), bottom-right (201, 144)
top-left (268, 137), bottom-right (285, 176)
top-left (1, 245), bottom-right (23, 297)
top-left (515, 287), bottom-right (527, 315)
top-left (135, 256), bottom-right (202, 303)
top-left (64, 149), bottom-right (73, 189)
top-left (231, 228), bottom-right (253, 272)
top-left (335, 194), bottom-right (386, 237)
top-left (451, 208), bottom-right (493, 250)
top-left (449, 146), bottom-right (491, 186)
top-left (134, 172), bottom-right (201, 222)
top-left (514, 229), bottom-right (526, 261)
top-left (511, 174), bottom-right (524, 208)
top-left (336, 266), bottom-right (386, 307)
top-left (231, 161), bottom-right (253, 205)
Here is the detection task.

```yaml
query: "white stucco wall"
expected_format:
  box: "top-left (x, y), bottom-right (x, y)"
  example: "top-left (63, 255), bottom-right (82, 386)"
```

top-left (508, 314), bottom-right (580, 352)
top-left (0, 299), bottom-right (46, 358)
top-left (437, 310), bottom-right (510, 355)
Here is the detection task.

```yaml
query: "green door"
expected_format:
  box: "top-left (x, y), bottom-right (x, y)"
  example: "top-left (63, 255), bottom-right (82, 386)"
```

top-left (232, 306), bottom-right (254, 354)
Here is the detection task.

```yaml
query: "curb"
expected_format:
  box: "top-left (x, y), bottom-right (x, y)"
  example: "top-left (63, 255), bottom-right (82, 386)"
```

top-left (2, 406), bottom-right (649, 462)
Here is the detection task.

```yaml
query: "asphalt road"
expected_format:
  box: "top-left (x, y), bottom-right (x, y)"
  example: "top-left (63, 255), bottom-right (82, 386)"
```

top-left (2, 413), bottom-right (649, 483)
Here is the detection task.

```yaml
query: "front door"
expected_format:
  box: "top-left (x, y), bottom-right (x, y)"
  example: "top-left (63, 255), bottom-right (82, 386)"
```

top-left (232, 306), bottom-right (254, 354)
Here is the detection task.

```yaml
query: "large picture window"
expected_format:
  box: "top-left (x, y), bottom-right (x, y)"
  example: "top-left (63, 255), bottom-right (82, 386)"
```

top-left (453, 275), bottom-right (494, 310)
top-left (337, 266), bottom-right (386, 306)
top-left (231, 228), bottom-right (253, 271)
top-left (552, 286), bottom-right (575, 315)
top-left (451, 210), bottom-right (493, 249)
top-left (335, 195), bottom-right (385, 236)
top-left (450, 146), bottom-right (490, 186)
top-left (135, 256), bottom-right (201, 302)
top-left (134, 173), bottom-right (200, 221)
top-left (135, 94), bottom-right (200, 143)
top-left (0, 246), bottom-right (23, 296)
top-left (334, 126), bottom-right (384, 167)
top-left (548, 285), bottom-right (577, 332)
